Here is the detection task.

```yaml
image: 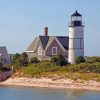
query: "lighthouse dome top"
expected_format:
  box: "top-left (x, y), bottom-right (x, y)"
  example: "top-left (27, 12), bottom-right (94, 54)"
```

top-left (71, 11), bottom-right (82, 16)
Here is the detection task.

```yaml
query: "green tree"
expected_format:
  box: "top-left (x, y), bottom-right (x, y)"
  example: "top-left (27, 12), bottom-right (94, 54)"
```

top-left (11, 52), bottom-right (28, 67)
top-left (11, 53), bottom-right (20, 64)
top-left (19, 52), bottom-right (28, 66)
top-left (76, 56), bottom-right (85, 64)
top-left (20, 52), bottom-right (28, 61)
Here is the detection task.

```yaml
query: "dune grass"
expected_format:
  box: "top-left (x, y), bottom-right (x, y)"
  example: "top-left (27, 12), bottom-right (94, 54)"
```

top-left (13, 61), bottom-right (100, 81)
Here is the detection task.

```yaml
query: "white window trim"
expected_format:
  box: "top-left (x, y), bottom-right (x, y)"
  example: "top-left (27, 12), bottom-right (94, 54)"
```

top-left (38, 47), bottom-right (42, 55)
top-left (52, 47), bottom-right (57, 55)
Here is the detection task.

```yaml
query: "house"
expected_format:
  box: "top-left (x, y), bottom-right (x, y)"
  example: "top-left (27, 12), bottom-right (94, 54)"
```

top-left (26, 27), bottom-right (69, 61)
top-left (26, 11), bottom-right (84, 63)
top-left (0, 47), bottom-right (11, 65)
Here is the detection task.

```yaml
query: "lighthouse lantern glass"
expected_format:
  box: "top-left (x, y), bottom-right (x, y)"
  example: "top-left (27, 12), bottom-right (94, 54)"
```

top-left (71, 16), bottom-right (82, 21)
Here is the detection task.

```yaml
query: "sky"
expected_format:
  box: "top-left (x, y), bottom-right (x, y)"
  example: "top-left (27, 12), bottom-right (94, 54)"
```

top-left (0, 0), bottom-right (100, 56)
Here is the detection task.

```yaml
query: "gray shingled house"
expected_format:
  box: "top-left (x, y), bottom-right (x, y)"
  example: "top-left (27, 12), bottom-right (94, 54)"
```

top-left (0, 47), bottom-right (11, 65)
top-left (26, 27), bottom-right (69, 61)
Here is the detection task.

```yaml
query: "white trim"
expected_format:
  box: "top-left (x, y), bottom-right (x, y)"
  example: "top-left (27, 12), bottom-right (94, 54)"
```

top-left (45, 36), bottom-right (55, 50)
top-left (25, 51), bottom-right (34, 53)
top-left (43, 51), bottom-right (46, 56)
top-left (55, 37), bottom-right (67, 52)
top-left (38, 46), bottom-right (42, 55)
top-left (45, 36), bottom-right (67, 52)
top-left (34, 37), bottom-right (39, 51)
top-left (52, 47), bottom-right (57, 55)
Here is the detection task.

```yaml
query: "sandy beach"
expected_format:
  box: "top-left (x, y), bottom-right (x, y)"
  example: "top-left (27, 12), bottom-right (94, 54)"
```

top-left (0, 77), bottom-right (100, 91)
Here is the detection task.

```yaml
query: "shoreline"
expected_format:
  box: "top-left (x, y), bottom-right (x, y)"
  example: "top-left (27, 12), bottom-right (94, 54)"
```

top-left (0, 77), bottom-right (100, 91)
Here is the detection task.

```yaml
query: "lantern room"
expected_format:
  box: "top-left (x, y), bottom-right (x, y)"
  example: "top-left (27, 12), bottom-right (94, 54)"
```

top-left (70, 11), bottom-right (83, 26)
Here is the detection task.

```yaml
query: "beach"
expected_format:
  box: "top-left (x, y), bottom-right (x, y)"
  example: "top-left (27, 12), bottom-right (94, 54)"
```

top-left (0, 77), bottom-right (100, 91)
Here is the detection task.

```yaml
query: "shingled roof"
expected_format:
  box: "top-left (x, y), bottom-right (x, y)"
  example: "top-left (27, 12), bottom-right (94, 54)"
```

top-left (26, 36), bottom-right (69, 52)
top-left (26, 37), bottom-right (38, 52)
top-left (0, 47), bottom-right (11, 64)
top-left (57, 36), bottom-right (69, 49)
top-left (71, 10), bottom-right (82, 16)
top-left (39, 36), bottom-right (50, 49)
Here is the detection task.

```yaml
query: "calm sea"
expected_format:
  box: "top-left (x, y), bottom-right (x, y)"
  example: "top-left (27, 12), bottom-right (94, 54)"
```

top-left (0, 86), bottom-right (100, 100)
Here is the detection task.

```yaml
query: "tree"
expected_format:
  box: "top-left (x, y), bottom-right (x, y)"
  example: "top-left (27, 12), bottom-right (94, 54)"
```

top-left (19, 52), bottom-right (28, 66)
top-left (11, 53), bottom-right (20, 64)
top-left (30, 57), bottom-right (40, 64)
top-left (51, 54), bottom-right (67, 66)
top-left (11, 52), bottom-right (28, 67)
top-left (76, 56), bottom-right (85, 64)
top-left (20, 52), bottom-right (28, 61)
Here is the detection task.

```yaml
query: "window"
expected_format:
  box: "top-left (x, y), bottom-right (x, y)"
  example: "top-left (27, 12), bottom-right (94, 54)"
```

top-left (52, 47), bottom-right (57, 55)
top-left (38, 47), bottom-right (42, 55)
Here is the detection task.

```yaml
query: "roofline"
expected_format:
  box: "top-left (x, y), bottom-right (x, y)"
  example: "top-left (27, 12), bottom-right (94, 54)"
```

top-left (45, 37), bottom-right (67, 52)
top-left (55, 37), bottom-right (67, 52)
top-left (25, 51), bottom-right (34, 53)
top-left (39, 35), bottom-right (69, 37)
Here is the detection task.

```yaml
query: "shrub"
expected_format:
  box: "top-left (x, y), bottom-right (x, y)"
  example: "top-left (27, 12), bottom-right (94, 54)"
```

top-left (51, 54), bottom-right (67, 66)
top-left (11, 52), bottom-right (28, 67)
top-left (0, 67), bottom-right (11, 72)
top-left (85, 56), bottom-right (100, 63)
top-left (76, 56), bottom-right (85, 64)
top-left (30, 57), bottom-right (40, 64)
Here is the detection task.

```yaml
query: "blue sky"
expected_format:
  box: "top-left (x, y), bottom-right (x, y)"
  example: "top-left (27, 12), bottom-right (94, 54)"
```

top-left (0, 0), bottom-right (100, 56)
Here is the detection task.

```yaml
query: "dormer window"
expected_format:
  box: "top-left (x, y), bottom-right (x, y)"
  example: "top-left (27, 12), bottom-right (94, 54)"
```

top-left (38, 47), bottom-right (42, 55)
top-left (52, 47), bottom-right (57, 55)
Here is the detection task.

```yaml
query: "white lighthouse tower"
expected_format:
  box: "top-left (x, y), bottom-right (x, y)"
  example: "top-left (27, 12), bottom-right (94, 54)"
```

top-left (68, 11), bottom-right (84, 64)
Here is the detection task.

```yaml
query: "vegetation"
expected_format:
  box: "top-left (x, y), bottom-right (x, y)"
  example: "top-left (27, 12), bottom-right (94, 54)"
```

top-left (30, 57), bottom-right (40, 64)
top-left (2, 54), bottom-right (100, 81)
top-left (85, 56), bottom-right (100, 63)
top-left (11, 52), bottom-right (28, 67)
top-left (51, 54), bottom-right (67, 66)
top-left (0, 61), bottom-right (3, 67)
top-left (76, 56), bottom-right (85, 64)
top-left (13, 61), bottom-right (100, 81)
top-left (0, 67), bottom-right (11, 72)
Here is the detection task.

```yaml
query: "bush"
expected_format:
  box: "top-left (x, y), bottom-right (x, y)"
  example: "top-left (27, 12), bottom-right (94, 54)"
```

top-left (51, 54), bottom-right (67, 66)
top-left (76, 56), bottom-right (85, 64)
top-left (0, 67), bottom-right (11, 72)
top-left (30, 57), bottom-right (40, 64)
top-left (85, 56), bottom-right (100, 63)
top-left (11, 52), bottom-right (28, 67)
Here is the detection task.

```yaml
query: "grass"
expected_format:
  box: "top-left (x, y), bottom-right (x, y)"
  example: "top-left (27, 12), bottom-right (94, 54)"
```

top-left (12, 61), bottom-right (100, 82)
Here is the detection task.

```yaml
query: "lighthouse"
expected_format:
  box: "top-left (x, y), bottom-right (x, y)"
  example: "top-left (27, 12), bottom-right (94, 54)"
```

top-left (68, 11), bottom-right (84, 64)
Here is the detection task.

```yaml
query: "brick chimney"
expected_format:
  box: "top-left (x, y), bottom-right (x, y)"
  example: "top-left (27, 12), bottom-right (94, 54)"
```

top-left (44, 27), bottom-right (48, 36)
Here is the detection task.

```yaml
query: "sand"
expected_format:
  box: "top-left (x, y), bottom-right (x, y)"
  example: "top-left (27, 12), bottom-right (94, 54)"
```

top-left (0, 77), bottom-right (100, 91)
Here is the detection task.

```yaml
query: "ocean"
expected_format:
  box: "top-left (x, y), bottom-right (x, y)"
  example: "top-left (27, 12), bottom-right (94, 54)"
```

top-left (0, 86), bottom-right (100, 100)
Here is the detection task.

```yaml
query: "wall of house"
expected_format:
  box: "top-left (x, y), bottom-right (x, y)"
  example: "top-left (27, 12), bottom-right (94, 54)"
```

top-left (27, 38), bottom-right (46, 61)
top-left (46, 39), bottom-right (68, 60)
top-left (27, 38), bottom-right (68, 61)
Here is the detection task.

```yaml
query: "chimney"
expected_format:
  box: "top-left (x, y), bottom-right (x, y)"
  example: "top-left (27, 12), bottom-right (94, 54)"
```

top-left (44, 27), bottom-right (48, 36)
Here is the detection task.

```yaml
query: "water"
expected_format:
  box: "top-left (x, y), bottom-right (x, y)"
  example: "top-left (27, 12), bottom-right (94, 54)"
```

top-left (0, 86), bottom-right (100, 100)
